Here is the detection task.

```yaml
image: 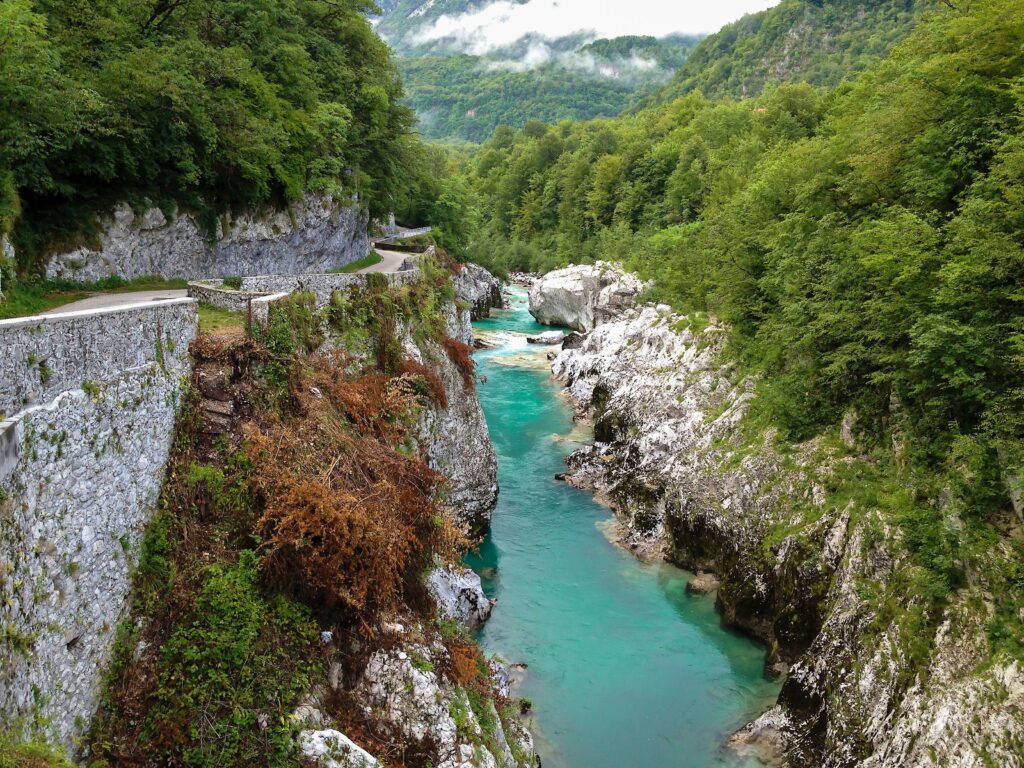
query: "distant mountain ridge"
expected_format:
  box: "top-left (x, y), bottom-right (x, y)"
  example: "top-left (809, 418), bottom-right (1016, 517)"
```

top-left (376, 0), bottom-right (925, 143)
top-left (372, 1), bottom-right (701, 142)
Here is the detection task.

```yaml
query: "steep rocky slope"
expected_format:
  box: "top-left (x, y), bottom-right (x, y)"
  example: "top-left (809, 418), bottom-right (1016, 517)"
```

top-left (538, 265), bottom-right (1024, 768)
top-left (83, 263), bottom-right (534, 768)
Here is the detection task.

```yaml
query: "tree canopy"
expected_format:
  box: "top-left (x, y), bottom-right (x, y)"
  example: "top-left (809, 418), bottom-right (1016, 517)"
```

top-left (0, 0), bottom-right (418, 268)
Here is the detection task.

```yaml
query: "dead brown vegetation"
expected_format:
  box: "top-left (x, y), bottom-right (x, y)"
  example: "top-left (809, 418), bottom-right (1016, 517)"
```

top-left (442, 337), bottom-right (476, 391)
top-left (249, 351), bottom-right (466, 620)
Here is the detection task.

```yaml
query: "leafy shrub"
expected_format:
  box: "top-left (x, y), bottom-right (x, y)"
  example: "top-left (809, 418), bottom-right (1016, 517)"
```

top-left (141, 552), bottom-right (321, 767)
top-left (0, 736), bottom-right (73, 768)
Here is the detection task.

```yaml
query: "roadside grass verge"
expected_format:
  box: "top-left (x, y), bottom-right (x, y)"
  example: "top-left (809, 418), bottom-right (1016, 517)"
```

top-left (328, 251), bottom-right (383, 273)
top-left (198, 304), bottom-right (245, 335)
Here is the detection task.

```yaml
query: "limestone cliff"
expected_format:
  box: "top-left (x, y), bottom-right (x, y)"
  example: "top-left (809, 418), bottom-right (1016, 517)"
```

top-left (536, 269), bottom-right (1024, 768)
top-left (412, 300), bottom-right (498, 537)
top-left (44, 194), bottom-right (370, 282)
top-left (454, 264), bottom-right (504, 321)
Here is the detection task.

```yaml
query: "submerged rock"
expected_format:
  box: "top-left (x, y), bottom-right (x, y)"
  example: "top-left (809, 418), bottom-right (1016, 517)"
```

top-left (526, 331), bottom-right (565, 345)
top-left (528, 262), bottom-right (644, 332)
top-left (428, 566), bottom-right (493, 629)
top-left (686, 572), bottom-right (720, 595)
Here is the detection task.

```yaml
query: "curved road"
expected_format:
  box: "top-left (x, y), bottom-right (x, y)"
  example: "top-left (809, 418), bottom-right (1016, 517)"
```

top-left (42, 289), bottom-right (189, 315)
top-left (362, 247), bottom-right (415, 273)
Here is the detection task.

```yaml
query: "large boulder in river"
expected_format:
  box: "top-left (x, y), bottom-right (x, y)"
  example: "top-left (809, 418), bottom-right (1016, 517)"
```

top-left (528, 262), bottom-right (644, 332)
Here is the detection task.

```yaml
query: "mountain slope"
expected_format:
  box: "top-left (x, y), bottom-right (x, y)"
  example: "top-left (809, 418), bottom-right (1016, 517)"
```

top-left (651, 0), bottom-right (924, 102)
top-left (401, 36), bottom-right (699, 142)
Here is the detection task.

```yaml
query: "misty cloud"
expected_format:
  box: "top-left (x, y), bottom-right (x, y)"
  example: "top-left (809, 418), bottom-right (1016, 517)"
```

top-left (412, 0), bottom-right (781, 55)
top-left (483, 42), bottom-right (668, 83)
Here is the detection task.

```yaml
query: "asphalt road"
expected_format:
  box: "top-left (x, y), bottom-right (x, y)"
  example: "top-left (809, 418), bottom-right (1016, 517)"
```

top-left (40, 249), bottom-right (414, 315)
top-left (43, 289), bottom-right (189, 315)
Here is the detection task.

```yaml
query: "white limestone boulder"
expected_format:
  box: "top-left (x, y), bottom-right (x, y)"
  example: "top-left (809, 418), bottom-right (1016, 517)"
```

top-left (528, 262), bottom-right (644, 332)
top-left (428, 566), bottom-right (493, 629)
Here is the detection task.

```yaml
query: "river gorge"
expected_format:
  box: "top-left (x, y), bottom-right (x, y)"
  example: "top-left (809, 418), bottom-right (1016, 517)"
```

top-left (468, 286), bottom-right (781, 768)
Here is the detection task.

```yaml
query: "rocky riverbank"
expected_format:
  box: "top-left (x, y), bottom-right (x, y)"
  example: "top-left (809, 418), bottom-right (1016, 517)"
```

top-left (535, 264), bottom-right (1024, 768)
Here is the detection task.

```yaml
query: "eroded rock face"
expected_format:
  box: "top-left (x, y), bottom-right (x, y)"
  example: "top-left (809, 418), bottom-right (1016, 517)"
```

top-left (408, 301), bottom-right (498, 537)
top-left (300, 730), bottom-right (381, 768)
top-left (0, 234), bottom-right (13, 299)
top-left (356, 643), bottom-right (535, 768)
top-left (550, 300), bottom-right (1024, 768)
top-left (454, 264), bottom-right (504, 321)
top-left (528, 262), bottom-right (644, 332)
top-left (428, 567), bottom-right (493, 629)
top-left (44, 194), bottom-right (370, 282)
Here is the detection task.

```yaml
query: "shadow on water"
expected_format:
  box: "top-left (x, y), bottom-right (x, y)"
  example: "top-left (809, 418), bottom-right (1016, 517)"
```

top-left (469, 287), bottom-right (781, 768)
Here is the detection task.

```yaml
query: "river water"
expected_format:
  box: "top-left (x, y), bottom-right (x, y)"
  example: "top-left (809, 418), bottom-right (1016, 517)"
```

top-left (467, 287), bottom-right (781, 768)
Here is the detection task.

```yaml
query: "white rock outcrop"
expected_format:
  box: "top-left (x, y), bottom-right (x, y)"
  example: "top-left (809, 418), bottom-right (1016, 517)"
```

top-left (454, 264), bottom-right (504, 321)
top-left (409, 302), bottom-right (498, 536)
top-left (300, 730), bottom-right (381, 768)
top-left (528, 262), bottom-right (644, 332)
top-left (356, 644), bottom-right (534, 768)
top-left (428, 567), bottom-right (493, 629)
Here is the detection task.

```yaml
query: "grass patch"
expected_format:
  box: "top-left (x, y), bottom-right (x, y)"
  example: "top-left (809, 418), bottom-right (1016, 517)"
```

top-left (197, 304), bottom-right (245, 335)
top-left (0, 735), bottom-right (73, 767)
top-left (328, 251), bottom-right (384, 274)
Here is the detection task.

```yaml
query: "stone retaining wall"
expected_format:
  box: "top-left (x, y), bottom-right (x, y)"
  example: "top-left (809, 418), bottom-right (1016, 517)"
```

top-left (44, 194), bottom-right (370, 282)
top-left (0, 300), bottom-right (197, 750)
top-left (0, 299), bottom-right (197, 420)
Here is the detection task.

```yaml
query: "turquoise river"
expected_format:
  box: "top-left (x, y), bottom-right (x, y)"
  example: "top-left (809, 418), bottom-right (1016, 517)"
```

top-left (467, 287), bottom-right (781, 768)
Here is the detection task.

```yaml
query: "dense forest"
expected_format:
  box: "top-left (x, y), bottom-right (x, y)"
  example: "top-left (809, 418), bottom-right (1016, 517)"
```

top-left (0, 0), bottom-right (418, 270)
top-left (451, 0), bottom-right (1024, 654)
top-left (372, 1), bottom-right (701, 142)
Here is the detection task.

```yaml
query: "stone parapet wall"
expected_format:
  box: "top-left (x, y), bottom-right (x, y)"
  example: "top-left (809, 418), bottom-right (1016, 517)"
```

top-left (241, 270), bottom-right (419, 308)
top-left (0, 300), bottom-right (197, 750)
top-left (188, 267), bottom-right (423, 321)
top-left (44, 194), bottom-right (370, 282)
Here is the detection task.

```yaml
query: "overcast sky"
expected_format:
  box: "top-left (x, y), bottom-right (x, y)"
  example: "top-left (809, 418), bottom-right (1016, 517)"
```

top-left (412, 0), bottom-right (782, 53)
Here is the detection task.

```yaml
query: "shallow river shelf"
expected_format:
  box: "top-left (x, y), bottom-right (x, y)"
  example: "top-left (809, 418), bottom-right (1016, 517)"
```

top-left (469, 288), bottom-right (781, 768)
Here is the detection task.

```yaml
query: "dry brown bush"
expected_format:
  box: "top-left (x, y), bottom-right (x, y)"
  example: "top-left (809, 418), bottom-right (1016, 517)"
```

top-left (399, 358), bottom-right (448, 409)
top-left (249, 352), bottom-right (465, 620)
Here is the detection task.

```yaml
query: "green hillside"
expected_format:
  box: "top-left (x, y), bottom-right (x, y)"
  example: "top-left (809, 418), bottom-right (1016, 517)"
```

top-left (373, 1), bottom-right (701, 142)
top-left (0, 0), bottom-right (420, 270)
top-left (400, 36), bottom-right (700, 142)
